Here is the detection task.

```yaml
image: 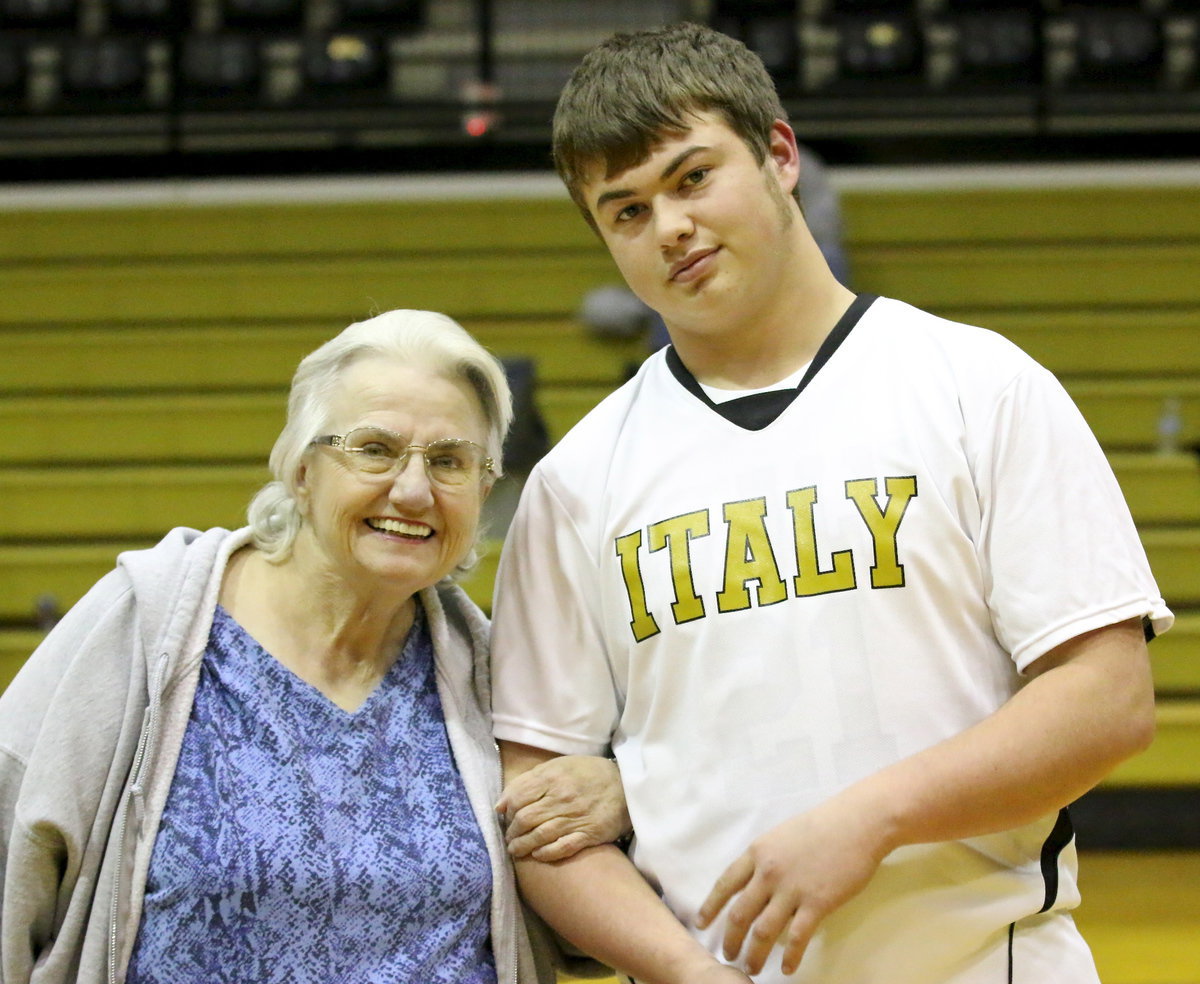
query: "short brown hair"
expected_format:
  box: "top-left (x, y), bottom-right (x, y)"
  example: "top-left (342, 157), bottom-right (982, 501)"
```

top-left (552, 22), bottom-right (794, 223)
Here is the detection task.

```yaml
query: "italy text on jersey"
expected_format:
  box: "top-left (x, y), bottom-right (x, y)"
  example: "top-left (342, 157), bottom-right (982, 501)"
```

top-left (614, 475), bottom-right (918, 642)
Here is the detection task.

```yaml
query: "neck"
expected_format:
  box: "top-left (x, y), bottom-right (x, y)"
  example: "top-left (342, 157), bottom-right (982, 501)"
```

top-left (669, 236), bottom-right (855, 390)
top-left (222, 545), bottom-right (418, 711)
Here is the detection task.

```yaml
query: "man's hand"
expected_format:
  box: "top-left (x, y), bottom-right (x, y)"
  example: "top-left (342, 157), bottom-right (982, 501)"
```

top-left (695, 797), bottom-right (889, 977)
top-left (496, 754), bottom-right (632, 861)
top-left (696, 618), bottom-right (1157, 977)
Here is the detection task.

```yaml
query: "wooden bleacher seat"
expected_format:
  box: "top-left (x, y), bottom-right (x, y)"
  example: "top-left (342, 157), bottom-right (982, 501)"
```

top-left (1107, 452), bottom-right (1200, 526)
top-left (1, 172), bottom-right (1198, 802)
top-left (969, 308), bottom-right (1200, 378)
top-left (1151, 611), bottom-right (1200, 695)
top-left (1141, 529), bottom-right (1200, 609)
top-left (1069, 379), bottom-right (1200, 451)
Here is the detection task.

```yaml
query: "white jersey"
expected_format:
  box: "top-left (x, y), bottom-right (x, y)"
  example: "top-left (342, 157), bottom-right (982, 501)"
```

top-left (491, 296), bottom-right (1172, 984)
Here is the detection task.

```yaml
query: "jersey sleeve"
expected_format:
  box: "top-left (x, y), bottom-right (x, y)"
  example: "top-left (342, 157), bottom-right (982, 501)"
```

top-left (490, 466), bottom-right (619, 756)
top-left (971, 361), bottom-right (1173, 671)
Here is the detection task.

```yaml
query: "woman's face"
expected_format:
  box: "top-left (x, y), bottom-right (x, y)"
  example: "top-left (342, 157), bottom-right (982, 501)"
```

top-left (293, 357), bottom-right (493, 599)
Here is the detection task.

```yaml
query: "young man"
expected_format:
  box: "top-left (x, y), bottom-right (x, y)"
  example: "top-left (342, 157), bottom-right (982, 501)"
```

top-left (490, 21), bottom-right (1171, 984)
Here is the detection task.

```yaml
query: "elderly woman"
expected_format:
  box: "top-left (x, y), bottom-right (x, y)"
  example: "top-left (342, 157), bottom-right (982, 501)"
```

top-left (0, 310), bottom-right (624, 984)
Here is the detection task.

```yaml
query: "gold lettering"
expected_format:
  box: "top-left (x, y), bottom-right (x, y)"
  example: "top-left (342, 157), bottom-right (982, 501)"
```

top-left (647, 510), bottom-right (710, 625)
top-left (615, 530), bottom-right (660, 641)
top-left (845, 476), bottom-right (917, 589)
top-left (787, 486), bottom-right (856, 597)
top-left (717, 498), bottom-right (788, 612)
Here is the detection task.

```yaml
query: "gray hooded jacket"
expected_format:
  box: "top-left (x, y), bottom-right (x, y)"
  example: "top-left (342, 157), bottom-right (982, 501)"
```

top-left (0, 526), bottom-right (553, 984)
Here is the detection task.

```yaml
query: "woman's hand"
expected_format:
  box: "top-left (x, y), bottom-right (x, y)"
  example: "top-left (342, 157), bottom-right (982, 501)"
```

top-left (496, 754), bottom-right (631, 861)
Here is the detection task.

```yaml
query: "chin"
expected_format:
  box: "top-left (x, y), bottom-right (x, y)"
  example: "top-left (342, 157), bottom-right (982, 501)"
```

top-left (354, 552), bottom-right (437, 588)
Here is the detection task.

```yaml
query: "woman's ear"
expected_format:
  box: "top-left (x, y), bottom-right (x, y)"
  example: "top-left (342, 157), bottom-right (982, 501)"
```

top-left (293, 457), bottom-right (312, 517)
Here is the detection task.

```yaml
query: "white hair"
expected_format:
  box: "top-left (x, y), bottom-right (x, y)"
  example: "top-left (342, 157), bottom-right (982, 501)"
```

top-left (246, 309), bottom-right (513, 572)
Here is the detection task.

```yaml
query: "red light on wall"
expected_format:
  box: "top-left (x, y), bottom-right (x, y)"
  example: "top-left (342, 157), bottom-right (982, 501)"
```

top-left (464, 111), bottom-right (499, 136)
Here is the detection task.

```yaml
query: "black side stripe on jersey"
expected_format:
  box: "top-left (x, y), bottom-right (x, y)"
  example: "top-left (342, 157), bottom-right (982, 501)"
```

top-left (1009, 815), bottom-right (1072, 984)
top-left (1143, 613), bottom-right (1157, 642)
top-left (1006, 923), bottom-right (1015, 984)
top-left (665, 292), bottom-right (879, 431)
top-left (1037, 807), bottom-right (1076, 913)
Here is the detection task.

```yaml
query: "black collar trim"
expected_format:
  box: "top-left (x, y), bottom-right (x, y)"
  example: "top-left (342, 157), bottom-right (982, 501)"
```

top-left (665, 293), bottom-right (877, 431)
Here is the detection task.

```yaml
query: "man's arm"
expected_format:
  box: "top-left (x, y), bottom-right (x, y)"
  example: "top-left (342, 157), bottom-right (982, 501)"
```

top-left (501, 741), bottom-right (751, 984)
top-left (697, 616), bottom-right (1156, 976)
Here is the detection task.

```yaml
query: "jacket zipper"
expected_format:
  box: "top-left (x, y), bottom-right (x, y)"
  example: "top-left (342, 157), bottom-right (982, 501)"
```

top-left (495, 740), bottom-right (520, 984)
top-left (108, 653), bottom-right (167, 984)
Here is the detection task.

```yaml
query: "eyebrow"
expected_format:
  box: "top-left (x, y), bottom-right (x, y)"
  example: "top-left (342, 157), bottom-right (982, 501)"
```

top-left (593, 145), bottom-right (710, 212)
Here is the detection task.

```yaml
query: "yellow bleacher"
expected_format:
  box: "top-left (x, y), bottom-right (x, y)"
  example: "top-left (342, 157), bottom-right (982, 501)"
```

top-left (1, 171), bottom-right (1198, 982)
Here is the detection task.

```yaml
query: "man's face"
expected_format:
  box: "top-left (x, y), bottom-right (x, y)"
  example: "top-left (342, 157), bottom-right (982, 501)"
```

top-left (581, 111), bottom-right (800, 341)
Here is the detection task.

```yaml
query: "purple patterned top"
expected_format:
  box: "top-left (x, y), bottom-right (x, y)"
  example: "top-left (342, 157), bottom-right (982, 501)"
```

top-left (126, 605), bottom-right (497, 984)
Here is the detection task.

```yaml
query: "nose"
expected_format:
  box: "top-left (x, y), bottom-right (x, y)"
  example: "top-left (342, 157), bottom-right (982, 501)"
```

top-left (387, 450), bottom-right (436, 507)
top-left (655, 196), bottom-right (694, 249)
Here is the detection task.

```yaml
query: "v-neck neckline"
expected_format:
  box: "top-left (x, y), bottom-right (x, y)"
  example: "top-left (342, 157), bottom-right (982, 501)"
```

top-left (665, 292), bottom-right (876, 431)
top-left (210, 603), bottom-right (425, 722)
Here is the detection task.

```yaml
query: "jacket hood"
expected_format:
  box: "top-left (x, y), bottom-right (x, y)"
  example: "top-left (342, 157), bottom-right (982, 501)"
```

top-left (116, 526), bottom-right (247, 680)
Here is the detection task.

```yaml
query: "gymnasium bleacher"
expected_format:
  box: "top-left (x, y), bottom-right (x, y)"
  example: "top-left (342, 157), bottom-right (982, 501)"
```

top-left (2, 165), bottom-right (1198, 983)
top-left (2, 0), bottom-right (1199, 980)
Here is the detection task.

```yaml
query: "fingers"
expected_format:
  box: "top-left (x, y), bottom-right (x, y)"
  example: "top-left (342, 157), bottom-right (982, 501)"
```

top-left (505, 815), bottom-right (613, 861)
top-left (495, 769), bottom-right (550, 821)
top-left (697, 852), bottom-right (820, 977)
top-left (696, 854), bottom-right (753, 929)
top-left (497, 779), bottom-right (565, 843)
top-left (720, 889), bottom-right (818, 976)
top-left (530, 830), bottom-right (592, 862)
top-left (504, 800), bottom-right (551, 843)
top-left (779, 908), bottom-right (820, 977)
top-left (719, 878), bottom-right (771, 969)
top-left (731, 891), bottom-right (811, 975)
top-left (498, 753), bottom-right (629, 860)
top-left (507, 814), bottom-right (579, 857)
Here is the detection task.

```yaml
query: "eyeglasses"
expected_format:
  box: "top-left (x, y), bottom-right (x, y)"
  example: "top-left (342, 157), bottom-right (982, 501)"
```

top-left (311, 426), bottom-right (495, 488)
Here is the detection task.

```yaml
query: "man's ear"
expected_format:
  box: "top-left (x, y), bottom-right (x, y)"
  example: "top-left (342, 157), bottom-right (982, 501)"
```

top-left (767, 118), bottom-right (801, 196)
